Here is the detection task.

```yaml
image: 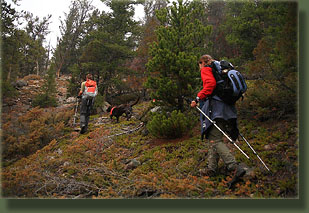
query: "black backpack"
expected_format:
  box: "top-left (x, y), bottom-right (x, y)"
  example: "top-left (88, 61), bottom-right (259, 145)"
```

top-left (209, 60), bottom-right (247, 105)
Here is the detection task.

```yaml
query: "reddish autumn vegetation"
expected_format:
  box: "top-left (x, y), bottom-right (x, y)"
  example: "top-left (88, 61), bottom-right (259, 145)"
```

top-left (1, 83), bottom-right (298, 198)
top-left (1, 0), bottom-right (298, 199)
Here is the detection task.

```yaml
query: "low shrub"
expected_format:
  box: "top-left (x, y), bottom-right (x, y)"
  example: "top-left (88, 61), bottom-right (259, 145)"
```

top-left (2, 107), bottom-right (73, 163)
top-left (237, 79), bottom-right (297, 120)
top-left (32, 93), bottom-right (58, 108)
top-left (2, 81), bottom-right (18, 98)
top-left (147, 110), bottom-right (195, 139)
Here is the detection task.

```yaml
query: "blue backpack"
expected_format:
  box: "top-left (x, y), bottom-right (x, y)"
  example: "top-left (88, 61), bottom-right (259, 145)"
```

top-left (210, 60), bottom-right (247, 105)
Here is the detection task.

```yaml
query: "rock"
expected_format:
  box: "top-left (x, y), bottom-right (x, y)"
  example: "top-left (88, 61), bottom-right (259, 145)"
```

top-left (124, 159), bottom-right (141, 170)
top-left (66, 97), bottom-right (76, 104)
top-left (239, 162), bottom-right (256, 178)
top-left (58, 87), bottom-right (67, 96)
top-left (48, 156), bottom-right (55, 160)
top-left (141, 127), bottom-right (149, 136)
top-left (264, 144), bottom-right (272, 150)
top-left (85, 150), bottom-right (92, 155)
top-left (250, 130), bottom-right (259, 135)
top-left (58, 97), bottom-right (67, 104)
top-left (150, 106), bottom-right (161, 113)
top-left (63, 162), bottom-right (70, 167)
top-left (15, 80), bottom-right (28, 88)
top-left (56, 148), bottom-right (63, 155)
top-left (28, 80), bottom-right (41, 85)
top-left (244, 167), bottom-right (256, 178)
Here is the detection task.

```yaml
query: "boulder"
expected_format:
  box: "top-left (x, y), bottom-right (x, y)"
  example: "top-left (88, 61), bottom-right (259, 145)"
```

top-left (150, 106), bottom-right (161, 113)
top-left (124, 159), bottom-right (141, 170)
top-left (14, 80), bottom-right (28, 88)
top-left (66, 97), bottom-right (76, 104)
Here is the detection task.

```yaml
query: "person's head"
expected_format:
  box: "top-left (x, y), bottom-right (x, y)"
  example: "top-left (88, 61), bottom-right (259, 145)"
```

top-left (86, 74), bottom-right (93, 80)
top-left (199, 54), bottom-right (214, 69)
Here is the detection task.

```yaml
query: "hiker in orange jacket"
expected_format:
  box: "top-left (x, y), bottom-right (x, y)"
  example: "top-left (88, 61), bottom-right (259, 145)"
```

top-left (78, 74), bottom-right (98, 134)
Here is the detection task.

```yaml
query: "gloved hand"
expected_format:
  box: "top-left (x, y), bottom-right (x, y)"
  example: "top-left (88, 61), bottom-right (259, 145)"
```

top-left (77, 95), bottom-right (82, 99)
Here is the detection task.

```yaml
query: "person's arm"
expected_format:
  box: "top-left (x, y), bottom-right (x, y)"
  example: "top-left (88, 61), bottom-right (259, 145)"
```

top-left (78, 82), bottom-right (85, 97)
top-left (191, 67), bottom-right (216, 107)
top-left (197, 66), bottom-right (216, 99)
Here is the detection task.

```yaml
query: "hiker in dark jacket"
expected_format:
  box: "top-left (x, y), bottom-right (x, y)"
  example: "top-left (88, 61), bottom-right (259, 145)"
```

top-left (191, 54), bottom-right (246, 186)
top-left (78, 74), bottom-right (97, 134)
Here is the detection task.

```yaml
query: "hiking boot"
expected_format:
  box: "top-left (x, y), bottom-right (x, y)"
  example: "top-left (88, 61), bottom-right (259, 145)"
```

top-left (199, 168), bottom-right (217, 177)
top-left (227, 166), bottom-right (246, 189)
top-left (80, 125), bottom-right (87, 134)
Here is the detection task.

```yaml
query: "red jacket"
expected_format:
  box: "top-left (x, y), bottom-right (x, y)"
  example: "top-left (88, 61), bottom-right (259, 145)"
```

top-left (197, 66), bottom-right (216, 100)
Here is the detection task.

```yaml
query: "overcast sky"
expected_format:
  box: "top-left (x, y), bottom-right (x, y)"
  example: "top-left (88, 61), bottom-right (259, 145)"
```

top-left (7, 0), bottom-right (145, 48)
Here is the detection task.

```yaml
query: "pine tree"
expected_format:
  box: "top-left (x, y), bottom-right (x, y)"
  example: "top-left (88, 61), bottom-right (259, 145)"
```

top-left (75, 0), bottom-right (142, 99)
top-left (146, 0), bottom-right (212, 111)
top-left (32, 67), bottom-right (58, 108)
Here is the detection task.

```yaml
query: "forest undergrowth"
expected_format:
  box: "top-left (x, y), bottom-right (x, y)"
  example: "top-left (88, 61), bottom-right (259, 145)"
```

top-left (1, 99), bottom-right (298, 199)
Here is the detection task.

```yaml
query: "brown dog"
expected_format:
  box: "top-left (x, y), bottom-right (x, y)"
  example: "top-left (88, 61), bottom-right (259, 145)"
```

top-left (107, 97), bottom-right (139, 123)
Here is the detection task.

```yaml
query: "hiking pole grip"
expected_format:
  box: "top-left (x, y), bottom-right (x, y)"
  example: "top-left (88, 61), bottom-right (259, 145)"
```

top-left (196, 106), bottom-right (250, 159)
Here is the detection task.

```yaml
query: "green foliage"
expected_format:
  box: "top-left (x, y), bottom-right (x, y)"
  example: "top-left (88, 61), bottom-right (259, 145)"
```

top-left (2, 81), bottom-right (18, 98)
top-left (92, 93), bottom-right (105, 113)
top-left (1, 0), bottom-right (299, 199)
top-left (147, 110), bottom-right (195, 139)
top-left (63, 0), bottom-right (143, 99)
top-left (32, 68), bottom-right (58, 108)
top-left (52, 0), bottom-right (94, 77)
top-left (32, 93), bottom-right (57, 108)
top-left (1, 1), bottom-right (51, 80)
top-left (222, 1), bottom-right (265, 62)
top-left (239, 78), bottom-right (296, 120)
top-left (1, 101), bottom-right (298, 198)
top-left (241, 3), bottom-right (297, 117)
top-left (2, 107), bottom-right (73, 164)
top-left (67, 64), bottom-right (82, 97)
top-left (146, 0), bottom-right (212, 111)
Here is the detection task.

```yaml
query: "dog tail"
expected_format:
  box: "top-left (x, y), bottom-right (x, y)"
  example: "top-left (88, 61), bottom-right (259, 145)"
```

top-left (130, 96), bottom-right (140, 107)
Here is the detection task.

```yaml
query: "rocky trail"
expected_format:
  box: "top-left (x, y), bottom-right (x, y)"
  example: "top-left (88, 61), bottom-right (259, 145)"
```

top-left (3, 75), bottom-right (75, 114)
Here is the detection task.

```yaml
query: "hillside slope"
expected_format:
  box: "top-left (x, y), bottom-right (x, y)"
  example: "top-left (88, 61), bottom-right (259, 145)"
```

top-left (1, 75), bottom-right (298, 198)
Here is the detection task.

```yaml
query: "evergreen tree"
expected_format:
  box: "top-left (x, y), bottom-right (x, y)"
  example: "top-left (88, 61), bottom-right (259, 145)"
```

top-left (2, 0), bottom-right (51, 80)
top-left (32, 66), bottom-right (58, 108)
top-left (22, 12), bottom-right (51, 76)
top-left (206, 0), bottom-right (233, 59)
top-left (245, 2), bottom-right (297, 114)
top-left (73, 0), bottom-right (142, 100)
top-left (52, 0), bottom-right (94, 78)
top-left (1, 0), bottom-right (22, 81)
top-left (146, 0), bottom-right (212, 111)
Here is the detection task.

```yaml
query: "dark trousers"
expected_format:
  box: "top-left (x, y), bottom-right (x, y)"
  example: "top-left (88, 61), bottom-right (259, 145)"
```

top-left (80, 97), bottom-right (94, 131)
top-left (207, 118), bottom-right (237, 172)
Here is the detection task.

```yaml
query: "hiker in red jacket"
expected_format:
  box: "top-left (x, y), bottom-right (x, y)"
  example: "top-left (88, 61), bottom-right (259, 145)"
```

top-left (191, 54), bottom-right (246, 188)
top-left (78, 74), bottom-right (98, 134)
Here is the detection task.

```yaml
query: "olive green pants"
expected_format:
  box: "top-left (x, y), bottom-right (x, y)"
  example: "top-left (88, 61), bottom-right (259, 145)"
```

top-left (207, 118), bottom-right (237, 172)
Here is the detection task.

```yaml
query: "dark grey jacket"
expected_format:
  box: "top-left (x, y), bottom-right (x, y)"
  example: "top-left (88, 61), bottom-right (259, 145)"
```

top-left (200, 95), bottom-right (238, 140)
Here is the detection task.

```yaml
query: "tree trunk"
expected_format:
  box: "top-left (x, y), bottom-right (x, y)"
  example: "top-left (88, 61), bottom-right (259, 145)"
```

top-left (36, 60), bottom-right (39, 76)
top-left (7, 65), bottom-right (12, 81)
top-left (56, 61), bottom-right (63, 78)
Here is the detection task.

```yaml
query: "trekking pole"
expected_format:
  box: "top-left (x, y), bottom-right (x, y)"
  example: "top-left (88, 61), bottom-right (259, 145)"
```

top-left (196, 106), bottom-right (250, 159)
top-left (73, 98), bottom-right (79, 126)
top-left (238, 133), bottom-right (270, 172)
